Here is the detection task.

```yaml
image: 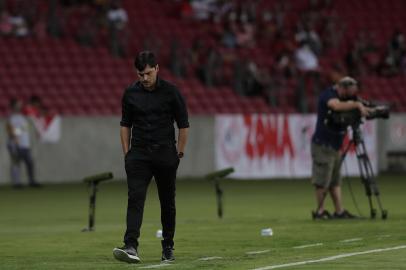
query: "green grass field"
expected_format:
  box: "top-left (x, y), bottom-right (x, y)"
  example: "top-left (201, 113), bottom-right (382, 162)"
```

top-left (0, 175), bottom-right (405, 270)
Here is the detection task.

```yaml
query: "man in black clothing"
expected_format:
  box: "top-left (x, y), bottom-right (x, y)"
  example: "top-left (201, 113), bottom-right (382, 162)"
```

top-left (113, 51), bottom-right (189, 263)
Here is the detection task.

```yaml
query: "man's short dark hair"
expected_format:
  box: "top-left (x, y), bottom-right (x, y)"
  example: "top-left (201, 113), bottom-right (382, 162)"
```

top-left (134, 51), bottom-right (157, 71)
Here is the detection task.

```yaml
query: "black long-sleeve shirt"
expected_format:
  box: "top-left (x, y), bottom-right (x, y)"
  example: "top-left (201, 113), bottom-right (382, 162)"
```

top-left (120, 77), bottom-right (189, 147)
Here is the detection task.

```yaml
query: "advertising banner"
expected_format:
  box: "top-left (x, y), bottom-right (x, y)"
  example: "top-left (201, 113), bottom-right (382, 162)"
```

top-left (215, 114), bottom-right (377, 179)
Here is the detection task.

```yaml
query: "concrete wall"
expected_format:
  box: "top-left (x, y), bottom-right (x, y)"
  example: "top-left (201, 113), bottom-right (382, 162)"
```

top-left (380, 113), bottom-right (406, 171)
top-left (1, 114), bottom-right (405, 184)
top-left (0, 116), bottom-right (215, 184)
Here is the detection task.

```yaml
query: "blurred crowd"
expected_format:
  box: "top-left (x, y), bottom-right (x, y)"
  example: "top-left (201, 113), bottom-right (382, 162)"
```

top-left (0, 0), bottom-right (129, 57)
top-left (1, 0), bottom-right (405, 112)
top-left (170, 0), bottom-right (406, 111)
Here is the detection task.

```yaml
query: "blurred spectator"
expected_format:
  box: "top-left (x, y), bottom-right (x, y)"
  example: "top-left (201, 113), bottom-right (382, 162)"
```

top-left (295, 21), bottom-right (322, 55)
top-left (256, 9), bottom-right (277, 42)
top-left (0, 9), bottom-right (12, 36)
top-left (212, 0), bottom-right (234, 23)
top-left (23, 95), bottom-right (42, 118)
top-left (22, 95), bottom-right (60, 143)
top-left (295, 41), bottom-right (319, 72)
top-left (346, 31), bottom-right (380, 76)
top-left (23, 95), bottom-right (46, 138)
top-left (9, 10), bottom-right (29, 37)
top-left (107, 1), bottom-right (128, 30)
top-left (275, 49), bottom-right (296, 79)
top-left (320, 14), bottom-right (343, 50)
top-left (6, 98), bottom-right (41, 188)
top-left (106, 0), bottom-right (129, 57)
top-left (233, 60), bottom-right (264, 97)
top-left (242, 60), bottom-right (260, 96)
top-left (197, 46), bottom-right (223, 87)
top-left (390, 29), bottom-right (405, 53)
top-left (169, 39), bottom-right (188, 78)
top-left (256, 0), bottom-right (289, 49)
top-left (248, 63), bottom-right (278, 106)
top-left (74, 4), bottom-right (98, 47)
top-left (179, 0), bottom-right (193, 20)
top-left (232, 58), bottom-right (250, 96)
top-left (190, 0), bottom-right (216, 21)
top-left (380, 30), bottom-right (405, 76)
top-left (295, 41), bottom-right (320, 112)
top-left (221, 19), bottom-right (237, 48)
top-left (47, 0), bottom-right (64, 37)
top-left (270, 30), bottom-right (296, 72)
top-left (361, 33), bottom-right (380, 73)
top-left (235, 13), bottom-right (255, 48)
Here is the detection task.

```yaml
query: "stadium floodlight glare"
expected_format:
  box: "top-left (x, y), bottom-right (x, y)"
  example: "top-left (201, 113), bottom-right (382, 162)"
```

top-left (82, 172), bottom-right (114, 232)
top-left (205, 167), bottom-right (235, 219)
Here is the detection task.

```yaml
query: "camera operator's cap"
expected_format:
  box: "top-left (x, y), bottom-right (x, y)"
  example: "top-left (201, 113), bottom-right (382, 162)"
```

top-left (338, 76), bottom-right (358, 88)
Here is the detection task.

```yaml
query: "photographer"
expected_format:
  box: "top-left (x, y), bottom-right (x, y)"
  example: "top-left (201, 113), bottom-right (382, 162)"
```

top-left (311, 76), bottom-right (372, 219)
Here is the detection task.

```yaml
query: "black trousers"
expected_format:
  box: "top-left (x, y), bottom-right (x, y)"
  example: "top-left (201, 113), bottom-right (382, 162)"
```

top-left (124, 144), bottom-right (180, 248)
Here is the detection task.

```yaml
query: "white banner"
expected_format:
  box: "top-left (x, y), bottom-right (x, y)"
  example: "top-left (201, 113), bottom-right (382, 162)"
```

top-left (215, 114), bottom-right (377, 179)
top-left (31, 115), bottom-right (62, 143)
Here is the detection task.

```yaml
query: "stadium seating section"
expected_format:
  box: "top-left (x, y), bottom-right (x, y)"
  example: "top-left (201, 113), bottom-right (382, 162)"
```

top-left (0, 0), bottom-right (405, 116)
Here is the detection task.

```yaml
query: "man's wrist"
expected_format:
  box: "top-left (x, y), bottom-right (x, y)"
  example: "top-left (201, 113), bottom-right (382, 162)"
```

top-left (178, 152), bottom-right (184, 158)
top-left (356, 101), bottom-right (363, 110)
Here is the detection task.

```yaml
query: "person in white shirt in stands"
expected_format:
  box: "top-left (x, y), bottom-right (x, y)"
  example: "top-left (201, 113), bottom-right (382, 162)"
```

top-left (295, 41), bottom-right (319, 72)
top-left (106, 0), bottom-right (128, 57)
top-left (294, 41), bottom-right (321, 112)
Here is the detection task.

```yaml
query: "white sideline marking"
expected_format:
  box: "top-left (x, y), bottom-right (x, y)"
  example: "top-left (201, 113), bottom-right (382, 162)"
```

top-left (139, 264), bottom-right (171, 269)
top-left (251, 245), bottom-right (406, 270)
top-left (246, 250), bottom-right (271, 255)
top-left (340, 238), bottom-right (363, 243)
top-left (293, 243), bottom-right (323, 249)
top-left (198, 256), bottom-right (223, 261)
top-left (378, 234), bottom-right (391, 239)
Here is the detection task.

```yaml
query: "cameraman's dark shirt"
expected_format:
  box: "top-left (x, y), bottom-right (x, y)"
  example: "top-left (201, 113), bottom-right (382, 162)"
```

top-left (120, 77), bottom-right (189, 147)
top-left (312, 87), bottom-right (347, 150)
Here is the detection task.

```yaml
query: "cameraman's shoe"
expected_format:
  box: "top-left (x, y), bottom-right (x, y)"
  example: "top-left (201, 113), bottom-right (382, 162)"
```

top-left (113, 245), bottom-right (140, 263)
top-left (161, 243), bottom-right (175, 262)
top-left (312, 210), bottom-right (332, 220)
top-left (333, 209), bottom-right (357, 219)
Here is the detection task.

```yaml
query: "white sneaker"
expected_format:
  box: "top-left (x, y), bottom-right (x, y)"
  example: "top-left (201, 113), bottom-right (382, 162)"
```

top-left (113, 245), bottom-right (140, 263)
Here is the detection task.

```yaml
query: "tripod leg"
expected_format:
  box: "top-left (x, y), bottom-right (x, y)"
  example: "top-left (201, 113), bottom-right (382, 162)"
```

top-left (360, 145), bottom-right (388, 219)
top-left (356, 145), bottom-right (376, 218)
top-left (356, 141), bottom-right (388, 219)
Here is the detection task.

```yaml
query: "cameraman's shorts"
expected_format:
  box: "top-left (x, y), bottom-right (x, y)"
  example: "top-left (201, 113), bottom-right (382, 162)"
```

top-left (311, 142), bottom-right (342, 188)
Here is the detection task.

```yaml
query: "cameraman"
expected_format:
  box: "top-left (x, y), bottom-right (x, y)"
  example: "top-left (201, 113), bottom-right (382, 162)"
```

top-left (311, 76), bottom-right (372, 219)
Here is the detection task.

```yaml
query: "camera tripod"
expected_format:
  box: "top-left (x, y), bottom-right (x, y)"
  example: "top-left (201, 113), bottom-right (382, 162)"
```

top-left (340, 124), bottom-right (388, 219)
